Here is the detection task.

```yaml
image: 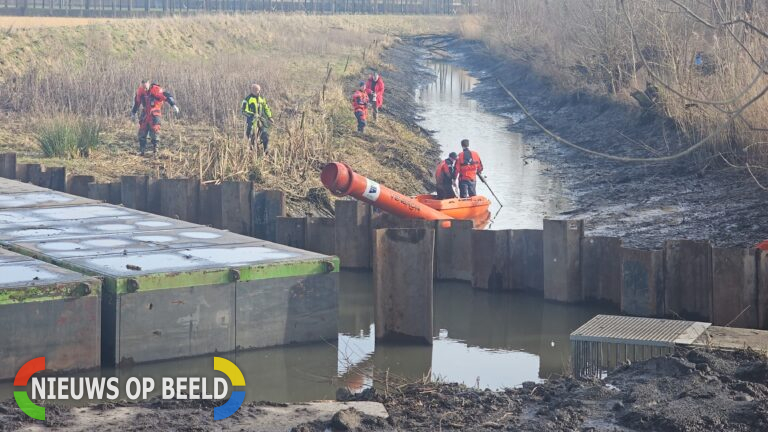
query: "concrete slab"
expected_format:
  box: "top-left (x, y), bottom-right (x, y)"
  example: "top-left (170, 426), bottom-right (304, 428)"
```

top-left (0, 190), bottom-right (95, 210)
top-left (0, 177), bottom-right (48, 194)
top-left (0, 249), bottom-right (101, 380)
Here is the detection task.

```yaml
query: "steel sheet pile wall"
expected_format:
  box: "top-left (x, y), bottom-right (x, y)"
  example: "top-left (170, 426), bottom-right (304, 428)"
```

top-left (0, 177), bottom-right (338, 368)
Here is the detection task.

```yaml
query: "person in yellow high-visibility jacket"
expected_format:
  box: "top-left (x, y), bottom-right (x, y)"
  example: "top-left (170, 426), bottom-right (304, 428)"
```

top-left (241, 83), bottom-right (273, 152)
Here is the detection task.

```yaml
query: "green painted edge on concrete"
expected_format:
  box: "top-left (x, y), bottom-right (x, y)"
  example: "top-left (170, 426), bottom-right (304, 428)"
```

top-left (108, 257), bottom-right (340, 295)
top-left (0, 279), bottom-right (102, 305)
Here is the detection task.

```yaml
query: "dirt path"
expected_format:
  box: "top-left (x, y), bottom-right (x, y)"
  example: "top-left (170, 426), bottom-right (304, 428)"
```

top-left (399, 36), bottom-right (768, 248)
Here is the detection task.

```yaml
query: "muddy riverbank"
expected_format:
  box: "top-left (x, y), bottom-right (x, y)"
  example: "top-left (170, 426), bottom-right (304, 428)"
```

top-left (2, 348), bottom-right (765, 431)
top-left (397, 35), bottom-right (768, 248)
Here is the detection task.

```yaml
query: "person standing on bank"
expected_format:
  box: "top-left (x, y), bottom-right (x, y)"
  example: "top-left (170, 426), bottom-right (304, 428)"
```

top-left (365, 71), bottom-right (385, 122)
top-left (241, 83), bottom-right (273, 153)
top-left (351, 81), bottom-right (369, 133)
top-left (131, 80), bottom-right (179, 156)
top-left (457, 139), bottom-right (483, 198)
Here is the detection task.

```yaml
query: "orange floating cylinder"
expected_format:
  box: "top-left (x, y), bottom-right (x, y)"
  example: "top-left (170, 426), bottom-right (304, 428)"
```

top-left (321, 162), bottom-right (452, 222)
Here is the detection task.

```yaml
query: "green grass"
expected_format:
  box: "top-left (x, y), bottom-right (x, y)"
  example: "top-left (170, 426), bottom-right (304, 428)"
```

top-left (36, 117), bottom-right (101, 159)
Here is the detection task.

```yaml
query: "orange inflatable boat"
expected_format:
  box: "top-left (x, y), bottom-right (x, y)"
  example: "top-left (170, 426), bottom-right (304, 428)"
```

top-left (415, 194), bottom-right (491, 228)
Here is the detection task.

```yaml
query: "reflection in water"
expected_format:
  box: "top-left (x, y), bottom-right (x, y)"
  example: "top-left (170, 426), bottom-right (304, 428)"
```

top-left (0, 273), bottom-right (612, 403)
top-left (416, 62), bottom-right (571, 229)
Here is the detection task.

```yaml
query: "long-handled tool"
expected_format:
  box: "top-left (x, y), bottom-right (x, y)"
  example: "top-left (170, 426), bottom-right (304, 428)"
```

top-left (478, 174), bottom-right (503, 208)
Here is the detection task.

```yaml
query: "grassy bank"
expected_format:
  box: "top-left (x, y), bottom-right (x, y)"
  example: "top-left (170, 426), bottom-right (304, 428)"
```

top-left (464, 1), bottom-right (768, 168)
top-left (0, 14), bottom-right (455, 213)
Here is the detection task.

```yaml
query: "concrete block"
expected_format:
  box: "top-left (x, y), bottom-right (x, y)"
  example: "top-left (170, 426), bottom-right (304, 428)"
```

top-left (121, 175), bottom-right (149, 211)
top-left (158, 178), bottom-right (200, 223)
top-left (87, 182), bottom-right (111, 202)
top-left (543, 219), bottom-right (584, 303)
top-left (276, 217), bottom-right (307, 249)
top-left (712, 247), bottom-right (758, 328)
top-left (47, 167), bottom-right (66, 192)
top-left (334, 200), bottom-right (372, 269)
top-left (664, 239), bottom-right (712, 321)
top-left (374, 229), bottom-right (434, 344)
top-left (0, 153), bottom-right (17, 179)
top-left (581, 236), bottom-right (622, 305)
top-left (0, 255), bottom-right (101, 380)
top-left (621, 248), bottom-right (665, 317)
top-left (434, 219), bottom-right (473, 281)
top-left (236, 273), bottom-right (338, 350)
top-left (509, 229), bottom-right (544, 293)
top-left (253, 189), bottom-right (285, 242)
top-left (67, 175), bottom-right (95, 197)
top-left (306, 217), bottom-right (336, 256)
top-left (472, 229), bottom-right (511, 290)
top-left (758, 249), bottom-right (768, 330)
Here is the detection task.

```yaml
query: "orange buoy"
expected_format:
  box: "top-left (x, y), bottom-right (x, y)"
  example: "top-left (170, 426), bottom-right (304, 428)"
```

top-left (321, 162), bottom-right (452, 222)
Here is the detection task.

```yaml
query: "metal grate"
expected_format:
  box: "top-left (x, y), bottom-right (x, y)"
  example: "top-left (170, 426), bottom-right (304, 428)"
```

top-left (570, 315), bottom-right (711, 378)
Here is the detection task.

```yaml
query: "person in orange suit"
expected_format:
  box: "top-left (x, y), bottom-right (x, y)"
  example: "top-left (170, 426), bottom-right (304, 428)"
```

top-left (456, 139), bottom-right (483, 198)
top-left (131, 80), bottom-right (179, 156)
top-left (351, 81), bottom-right (369, 133)
top-left (365, 71), bottom-right (385, 121)
top-left (435, 152), bottom-right (458, 199)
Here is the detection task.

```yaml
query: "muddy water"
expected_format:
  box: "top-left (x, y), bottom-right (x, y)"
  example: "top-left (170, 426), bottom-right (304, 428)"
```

top-left (0, 273), bottom-right (612, 403)
top-left (416, 61), bottom-right (570, 229)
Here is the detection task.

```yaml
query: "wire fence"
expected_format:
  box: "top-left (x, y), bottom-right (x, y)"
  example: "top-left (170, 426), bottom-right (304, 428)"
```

top-left (1, 0), bottom-right (479, 16)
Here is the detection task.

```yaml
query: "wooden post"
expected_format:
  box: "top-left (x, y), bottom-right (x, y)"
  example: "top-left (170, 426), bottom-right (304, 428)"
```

top-left (621, 248), bottom-right (665, 317)
top-left (434, 219), bottom-right (473, 281)
top-left (664, 240), bottom-right (712, 321)
top-left (0, 153), bottom-right (16, 179)
top-left (87, 182), bottom-right (111, 202)
top-left (581, 236), bottom-right (622, 305)
top-left (543, 219), bottom-right (584, 303)
top-left (67, 175), bottom-right (95, 197)
top-left (374, 228), bottom-right (434, 344)
top-left (275, 216), bottom-right (306, 249)
top-left (509, 229), bottom-right (544, 293)
top-left (711, 247), bottom-right (758, 328)
top-left (334, 200), bottom-right (372, 269)
top-left (158, 178), bottom-right (200, 222)
top-left (471, 229), bottom-right (511, 290)
top-left (306, 217), bottom-right (336, 255)
top-left (120, 175), bottom-right (149, 211)
top-left (46, 167), bottom-right (66, 192)
top-left (252, 189), bottom-right (285, 241)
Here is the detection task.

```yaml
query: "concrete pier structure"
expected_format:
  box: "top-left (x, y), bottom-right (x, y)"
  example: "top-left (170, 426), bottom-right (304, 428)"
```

top-left (0, 178), bottom-right (339, 367)
top-left (0, 247), bottom-right (101, 380)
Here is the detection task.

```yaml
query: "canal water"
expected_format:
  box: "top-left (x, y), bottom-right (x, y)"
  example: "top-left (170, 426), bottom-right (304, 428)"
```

top-left (0, 61), bottom-right (606, 404)
top-left (416, 61), bottom-right (571, 229)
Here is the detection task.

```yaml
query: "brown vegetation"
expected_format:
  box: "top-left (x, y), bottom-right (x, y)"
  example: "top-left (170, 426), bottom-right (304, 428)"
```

top-left (469, 1), bottom-right (768, 173)
top-left (0, 14), bottom-right (454, 213)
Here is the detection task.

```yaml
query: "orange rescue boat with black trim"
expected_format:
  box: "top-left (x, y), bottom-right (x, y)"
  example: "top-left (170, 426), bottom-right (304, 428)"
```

top-left (415, 194), bottom-right (492, 229)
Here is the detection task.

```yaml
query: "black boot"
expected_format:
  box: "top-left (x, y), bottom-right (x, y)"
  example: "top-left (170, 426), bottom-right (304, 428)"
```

top-left (139, 138), bottom-right (147, 156)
